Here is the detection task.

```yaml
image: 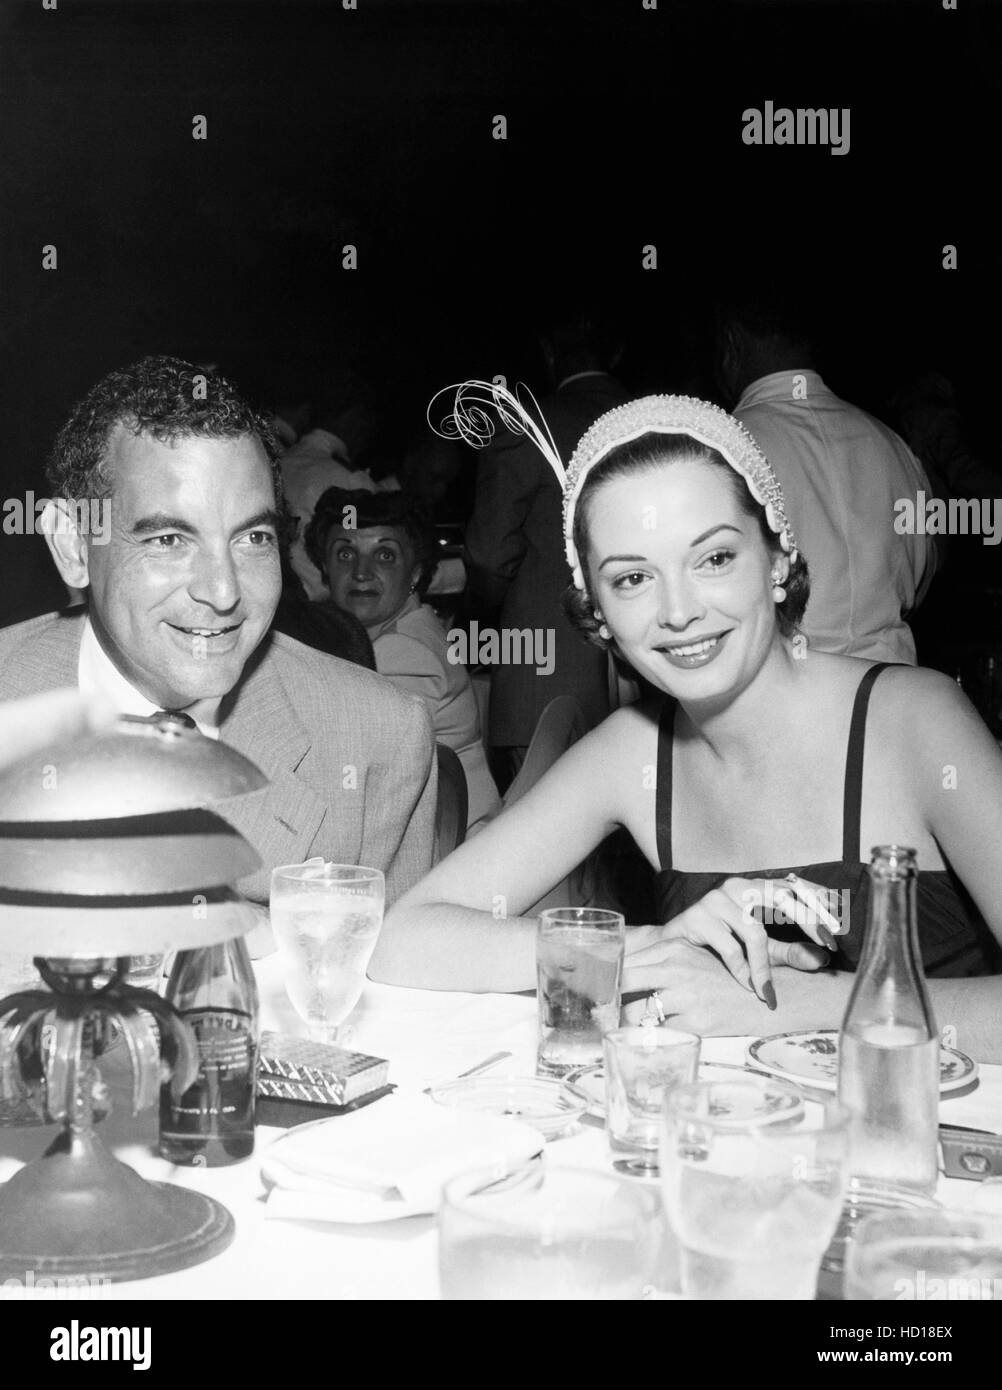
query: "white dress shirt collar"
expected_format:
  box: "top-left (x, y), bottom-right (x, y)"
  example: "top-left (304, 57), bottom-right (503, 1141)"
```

top-left (735, 369), bottom-right (827, 413)
top-left (77, 617), bottom-right (221, 739)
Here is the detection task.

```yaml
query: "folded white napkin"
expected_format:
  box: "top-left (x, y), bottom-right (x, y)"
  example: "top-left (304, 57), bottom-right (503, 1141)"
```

top-left (261, 1091), bottom-right (544, 1223)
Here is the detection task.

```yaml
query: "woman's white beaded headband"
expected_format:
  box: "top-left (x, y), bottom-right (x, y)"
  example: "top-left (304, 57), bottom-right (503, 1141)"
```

top-left (428, 381), bottom-right (798, 591)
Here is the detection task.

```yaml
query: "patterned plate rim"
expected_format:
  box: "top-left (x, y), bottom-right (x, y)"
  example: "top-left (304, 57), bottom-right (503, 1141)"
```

top-left (747, 1029), bottom-right (978, 1094)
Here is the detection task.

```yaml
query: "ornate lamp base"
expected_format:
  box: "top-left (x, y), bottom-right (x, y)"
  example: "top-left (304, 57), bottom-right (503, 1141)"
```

top-left (0, 1128), bottom-right (234, 1283)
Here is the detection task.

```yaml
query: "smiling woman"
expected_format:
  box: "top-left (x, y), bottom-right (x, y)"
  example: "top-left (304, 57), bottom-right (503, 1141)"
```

top-left (564, 432), bottom-right (810, 652)
top-left (371, 388), bottom-right (1002, 1062)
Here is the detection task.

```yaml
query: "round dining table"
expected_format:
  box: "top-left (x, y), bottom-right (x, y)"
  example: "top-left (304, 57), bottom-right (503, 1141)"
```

top-left (0, 955), bottom-right (999, 1301)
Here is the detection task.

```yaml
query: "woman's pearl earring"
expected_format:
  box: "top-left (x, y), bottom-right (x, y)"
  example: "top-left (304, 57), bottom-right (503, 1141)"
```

top-left (771, 574), bottom-right (787, 603)
top-left (595, 612), bottom-right (612, 641)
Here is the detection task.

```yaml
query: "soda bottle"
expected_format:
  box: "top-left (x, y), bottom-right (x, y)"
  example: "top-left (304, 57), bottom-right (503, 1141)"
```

top-left (838, 846), bottom-right (939, 1195)
top-left (159, 936), bottom-right (259, 1166)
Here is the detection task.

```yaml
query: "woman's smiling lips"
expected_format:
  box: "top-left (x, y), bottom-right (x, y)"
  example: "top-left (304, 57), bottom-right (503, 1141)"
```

top-left (654, 629), bottom-right (730, 669)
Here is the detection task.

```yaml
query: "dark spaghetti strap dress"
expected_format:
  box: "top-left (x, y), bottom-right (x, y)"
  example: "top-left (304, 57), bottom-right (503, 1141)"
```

top-left (653, 663), bottom-right (999, 977)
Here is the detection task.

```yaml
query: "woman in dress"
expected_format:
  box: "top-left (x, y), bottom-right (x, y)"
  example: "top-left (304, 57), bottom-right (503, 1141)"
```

top-left (370, 387), bottom-right (1002, 1060)
top-left (305, 486), bottom-right (501, 830)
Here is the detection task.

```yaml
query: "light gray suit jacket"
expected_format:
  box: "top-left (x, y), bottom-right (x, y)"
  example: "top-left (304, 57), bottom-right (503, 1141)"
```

top-left (0, 611), bottom-right (437, 906)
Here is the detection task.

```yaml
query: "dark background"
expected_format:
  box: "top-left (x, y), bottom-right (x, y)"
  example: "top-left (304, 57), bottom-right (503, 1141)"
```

top-left (1, 0), bottom-right (998, 624)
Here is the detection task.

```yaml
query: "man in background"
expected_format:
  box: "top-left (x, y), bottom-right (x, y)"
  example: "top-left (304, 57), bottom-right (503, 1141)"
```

top-left (464, 307), bottom-right (628, 790)
top-left (717, 292), bottom-right (937, 664)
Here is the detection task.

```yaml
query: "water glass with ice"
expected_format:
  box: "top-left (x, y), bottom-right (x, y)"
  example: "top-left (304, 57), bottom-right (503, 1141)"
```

top-left (660, 1077), bottom-right (850, 1300)
top-left (536, 907), bottom-right (624, 1078)
top-left (269, 861), bottom-right (385, 1043)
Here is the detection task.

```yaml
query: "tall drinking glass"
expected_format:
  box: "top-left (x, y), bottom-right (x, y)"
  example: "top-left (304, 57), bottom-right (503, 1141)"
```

top-left (660, 1077), bottom-right (850, 1300)
top-left (536, 908), bottom-right (625, 1078)
top-left (270, 862), bottom-right (385, 1042)
top-left (439, 1159), bottom-right (665, 1300)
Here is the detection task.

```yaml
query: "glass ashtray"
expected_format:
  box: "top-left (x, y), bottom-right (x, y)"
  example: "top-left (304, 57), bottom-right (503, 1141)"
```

top-left (427, 1075), bottom-right (587, 1140)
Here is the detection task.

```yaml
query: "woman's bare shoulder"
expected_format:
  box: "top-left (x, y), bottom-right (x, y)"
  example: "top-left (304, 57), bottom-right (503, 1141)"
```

top-left (594, 697), bottom-right (663, 753)
top-left (863, 661), bottom-right (997, 766)
top-left (867, 661), bottom-right (971, 716)
top-left (803, 652), bottom-right (958, 710)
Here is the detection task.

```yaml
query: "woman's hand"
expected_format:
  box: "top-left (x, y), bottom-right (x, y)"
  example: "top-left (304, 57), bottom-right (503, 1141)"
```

top-left (621, 938), bottom-right (842, 1036)
top-left (626, 876), bottom-right (835, 1008)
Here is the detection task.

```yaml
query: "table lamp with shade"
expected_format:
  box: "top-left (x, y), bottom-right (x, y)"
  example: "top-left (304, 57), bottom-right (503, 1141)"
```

top-left (0, 712), bottom-right (267, 1282)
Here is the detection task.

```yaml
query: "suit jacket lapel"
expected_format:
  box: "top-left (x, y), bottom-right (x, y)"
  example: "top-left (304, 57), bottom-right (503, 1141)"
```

top-left (2, 612), bottom-right (83, 696)
top-left (216, 636), bottom-right (329, 886)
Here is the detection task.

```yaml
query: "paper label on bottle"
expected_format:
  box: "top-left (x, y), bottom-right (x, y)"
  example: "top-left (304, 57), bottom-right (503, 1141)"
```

top-left (182, 1007), bottom-right (255, 1074)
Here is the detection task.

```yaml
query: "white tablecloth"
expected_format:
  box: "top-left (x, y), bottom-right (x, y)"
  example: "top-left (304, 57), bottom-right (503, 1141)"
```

top-left (1, 957), bottom-right (999, 1300)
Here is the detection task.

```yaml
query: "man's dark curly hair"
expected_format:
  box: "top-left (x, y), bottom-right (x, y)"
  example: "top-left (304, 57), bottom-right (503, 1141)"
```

top-left (562, 433), bottom-right (810, 648)
top-left (305, 486), bottom-right (439, 595)
top-left (46, 355), bottom-right (287, 519)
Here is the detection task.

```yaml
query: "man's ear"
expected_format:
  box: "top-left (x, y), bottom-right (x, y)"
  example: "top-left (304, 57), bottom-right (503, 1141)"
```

top-left (39, 499), bottom-right (91, 590)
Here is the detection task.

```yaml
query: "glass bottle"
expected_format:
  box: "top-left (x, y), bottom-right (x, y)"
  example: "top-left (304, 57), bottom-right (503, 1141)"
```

top-left (837, 846), bottom-right (939, 1195)
top-left (158, 936), bottom-right (259, 1167)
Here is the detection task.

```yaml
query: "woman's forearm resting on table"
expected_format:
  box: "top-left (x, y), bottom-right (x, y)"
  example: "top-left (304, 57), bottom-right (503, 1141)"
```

top-left (370, 901), bottom-right (539, 992)
top-left (369, 897), bottom-right (1002, 1062)
top-left (753, 965), bottom-right (1002, 1064)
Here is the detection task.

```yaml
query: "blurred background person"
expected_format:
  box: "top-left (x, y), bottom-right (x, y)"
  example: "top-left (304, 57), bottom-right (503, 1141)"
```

top-left (280, 369), bottom-right (383, 600)
top-left (716, 288), bottom-right (937, 664)
top-left (463, 303), bottom-right (629, 791)
top-left (307, 487), bottom-right (500, 830)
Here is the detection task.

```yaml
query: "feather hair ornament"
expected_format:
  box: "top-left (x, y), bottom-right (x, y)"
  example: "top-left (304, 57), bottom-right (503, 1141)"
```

top-left (428, 381), bottom-right (797, 592)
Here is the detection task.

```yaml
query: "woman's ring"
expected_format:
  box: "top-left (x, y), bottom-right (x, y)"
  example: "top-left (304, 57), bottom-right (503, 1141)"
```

top-left (641, 990), bottom-right (667, 1027)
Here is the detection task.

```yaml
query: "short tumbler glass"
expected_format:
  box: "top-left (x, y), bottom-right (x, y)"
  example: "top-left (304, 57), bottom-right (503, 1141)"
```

top-left (604, 1026), bottom-right (700, 1174)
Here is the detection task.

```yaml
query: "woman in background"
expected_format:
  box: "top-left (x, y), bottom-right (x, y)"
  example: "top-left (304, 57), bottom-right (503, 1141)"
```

top-left (306, 487), bottom-right (501, 830)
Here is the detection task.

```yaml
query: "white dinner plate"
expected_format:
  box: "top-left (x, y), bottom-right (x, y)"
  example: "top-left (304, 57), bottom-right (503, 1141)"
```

top-left (748, 1029), bottom-right (978, 1094)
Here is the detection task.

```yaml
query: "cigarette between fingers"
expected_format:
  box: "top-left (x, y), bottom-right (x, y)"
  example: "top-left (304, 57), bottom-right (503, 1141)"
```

top-left (781, 874), bottom-right (843, 936)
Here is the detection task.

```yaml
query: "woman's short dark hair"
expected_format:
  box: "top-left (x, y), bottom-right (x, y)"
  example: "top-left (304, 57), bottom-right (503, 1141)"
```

top-left (562, 433), bottom-right (810, 648)
top-left (305, 487), bottom-right (439, 595)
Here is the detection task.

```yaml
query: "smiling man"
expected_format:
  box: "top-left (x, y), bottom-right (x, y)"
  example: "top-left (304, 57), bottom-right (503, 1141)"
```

top-left (0, 357), bottom-right (436, 918)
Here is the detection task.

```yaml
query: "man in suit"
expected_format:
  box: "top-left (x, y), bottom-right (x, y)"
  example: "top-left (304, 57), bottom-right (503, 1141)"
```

top-left (464, 308), bottom-right (629, 790)
top-left (0, 356), bottom-right (435, 930)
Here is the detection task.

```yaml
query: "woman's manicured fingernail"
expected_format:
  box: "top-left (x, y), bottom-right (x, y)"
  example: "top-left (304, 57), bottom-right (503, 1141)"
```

top-left (761, 981), bottom-right (777, 1010)
top-left (817, 926), bottom-right (837, 952)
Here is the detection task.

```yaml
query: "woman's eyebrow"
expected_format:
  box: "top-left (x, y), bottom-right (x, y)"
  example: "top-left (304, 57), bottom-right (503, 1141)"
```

top-left (689, 524), bottom-right (742, 547)
top-left (597, 523), bottom-right (743, 570)
top-left (598, 553), bottom-right (648, 571)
